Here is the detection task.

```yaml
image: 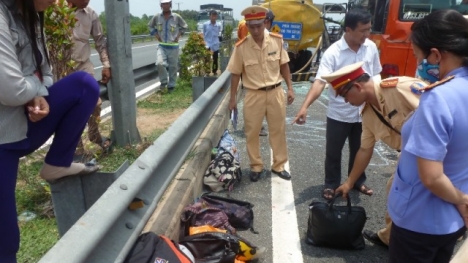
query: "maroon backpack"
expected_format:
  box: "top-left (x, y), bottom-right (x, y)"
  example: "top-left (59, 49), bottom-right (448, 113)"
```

top-left (179, 194), bottom-right (257, 240)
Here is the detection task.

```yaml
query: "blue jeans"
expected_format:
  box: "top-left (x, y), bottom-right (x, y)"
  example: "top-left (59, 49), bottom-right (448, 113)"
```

top-left (0, 71), bottom-right (99, 263)
top-left (156, 45), bottom-right (179, 89)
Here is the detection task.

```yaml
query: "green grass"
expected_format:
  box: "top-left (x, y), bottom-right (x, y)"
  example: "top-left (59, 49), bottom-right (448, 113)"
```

top-left (16, 156), bottom-right (49, 214)
top-left (98, 128), bottom-right (166, 172)
top-left (18, 219), bottom-right (59, 263)
top-left (16, 153), bottom-right (58, 263)
top-left (14, 78), bottom-right (195, 261)
top-left (137, 79), bottom-right (192, 111)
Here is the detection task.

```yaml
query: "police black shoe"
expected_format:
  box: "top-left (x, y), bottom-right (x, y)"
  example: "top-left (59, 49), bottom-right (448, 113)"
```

top-left (250, 171), bottom-right (261, 182)
top-left (363, 230), bottom-right (388, 249)
top-left (271, 170), bottom-right (291, 180)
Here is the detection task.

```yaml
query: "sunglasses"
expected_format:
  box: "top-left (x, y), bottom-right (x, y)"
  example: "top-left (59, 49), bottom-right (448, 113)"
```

top-left (338, 83), bottom-right (354, 98)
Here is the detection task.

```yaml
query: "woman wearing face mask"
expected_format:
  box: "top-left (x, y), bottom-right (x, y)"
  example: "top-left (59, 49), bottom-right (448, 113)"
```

top-left (0, 0), bottom-right (100, 261)
top-left (387, 9), bottom-right (468, 263)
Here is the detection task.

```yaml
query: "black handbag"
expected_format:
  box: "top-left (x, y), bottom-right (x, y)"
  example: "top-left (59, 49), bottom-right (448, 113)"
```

top-left (179, 232), bottom-right (240, 263)
top-left (306, 194), bottom-right (367, 250)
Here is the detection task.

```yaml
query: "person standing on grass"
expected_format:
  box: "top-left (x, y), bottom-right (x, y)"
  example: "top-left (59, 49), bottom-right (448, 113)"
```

top-left (203, 10), bottom-right (221, 76)
top-left (67, 0), bottom-right (112, 157)
top-left (148, 0), bottom-right (188, 94)
top-left (0, 0), bottom-right (100, 261)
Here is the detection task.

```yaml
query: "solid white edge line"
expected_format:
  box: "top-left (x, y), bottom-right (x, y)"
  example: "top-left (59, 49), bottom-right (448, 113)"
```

top-left (90, 43), bottom-right (159, 57)
top-left (271, 148), bottom-right (304, 263)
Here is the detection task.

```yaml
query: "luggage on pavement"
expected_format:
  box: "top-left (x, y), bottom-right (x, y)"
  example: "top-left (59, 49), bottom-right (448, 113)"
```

top-left (306, 194), bottom-right (367, 250)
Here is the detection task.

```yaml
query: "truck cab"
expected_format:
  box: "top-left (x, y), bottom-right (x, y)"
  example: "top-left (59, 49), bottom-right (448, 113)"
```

top-left (368, 0), bottom-right (468, 78)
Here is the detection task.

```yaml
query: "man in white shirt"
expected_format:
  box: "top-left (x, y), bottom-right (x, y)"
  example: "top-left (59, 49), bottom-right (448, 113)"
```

top-left (292, 8), bottom-right (382, 200)
top-left (203, 10), bottom-right (221, 75)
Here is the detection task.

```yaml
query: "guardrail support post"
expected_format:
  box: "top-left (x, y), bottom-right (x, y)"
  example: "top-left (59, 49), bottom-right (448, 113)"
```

top-left (105, 0), bottom-right (141, 146)
top-left (51, 161), bottom-right (130, 236)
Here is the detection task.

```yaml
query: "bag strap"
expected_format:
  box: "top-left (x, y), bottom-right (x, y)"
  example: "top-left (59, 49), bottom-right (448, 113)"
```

top-left (370, 105), bottom-right (401, 135)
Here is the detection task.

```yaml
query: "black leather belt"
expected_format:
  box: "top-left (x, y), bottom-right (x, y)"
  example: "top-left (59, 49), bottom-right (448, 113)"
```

top-left (258, 82), bottom-right (281, 91)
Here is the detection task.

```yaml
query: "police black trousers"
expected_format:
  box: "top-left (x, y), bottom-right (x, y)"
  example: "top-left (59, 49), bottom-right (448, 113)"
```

top-left (0, 72), bottom-right (99, 263)
top-left (324, 117), bottom-right (366, 189)
top-left (212, 50), bottom-right (219, 74)
top-left (389, 223), bottom-right (466, 263)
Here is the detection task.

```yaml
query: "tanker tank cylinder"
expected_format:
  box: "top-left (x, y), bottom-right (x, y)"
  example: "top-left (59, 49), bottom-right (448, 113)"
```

top-left (262, 0), bottom-right (324, 75)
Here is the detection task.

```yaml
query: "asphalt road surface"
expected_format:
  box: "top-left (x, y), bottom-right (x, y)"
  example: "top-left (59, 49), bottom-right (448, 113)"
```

top-left (89, 37), bottom-right (188, 80)
top-left (90, 37), bottom-right (189, 111)
top-left (214, 82), bottom-right (464, 263)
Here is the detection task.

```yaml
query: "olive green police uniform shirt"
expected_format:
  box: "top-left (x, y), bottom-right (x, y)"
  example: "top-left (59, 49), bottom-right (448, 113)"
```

top-left (361, 77), bottom-right (425, 150)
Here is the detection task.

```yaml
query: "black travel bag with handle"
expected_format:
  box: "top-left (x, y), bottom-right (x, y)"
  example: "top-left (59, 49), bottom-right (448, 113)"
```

top-left (306, 194), bottom-right (367, 250)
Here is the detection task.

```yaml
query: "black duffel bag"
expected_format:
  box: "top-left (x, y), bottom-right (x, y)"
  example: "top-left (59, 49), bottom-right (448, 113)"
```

top-left (179, 232), bottom-right (240, 263)
top-left (306, 194), bottom-right (367, 250)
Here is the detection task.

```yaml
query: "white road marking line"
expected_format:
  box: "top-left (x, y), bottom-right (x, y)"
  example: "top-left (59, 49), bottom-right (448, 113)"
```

top-left (90, 44), bottom-right (159, 56)
top-left (92, 40), bottom-right (187, 69)
top-left (90, 39), bottom-right (187, 57)
top-left (100, 81), bottom-right (161, 116)
top-left (271, 149), bottom-right (304, 263)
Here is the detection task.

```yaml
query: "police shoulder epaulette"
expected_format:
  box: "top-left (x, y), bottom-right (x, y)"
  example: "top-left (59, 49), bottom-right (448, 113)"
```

top-left (380, 78), bottom-right (399, 88)
top-left (269, 32), bottom-right (283, 38)
top-left (236, 37), bottom-right (247, 47)
top-left (419, 75), bottom-right (455, 92)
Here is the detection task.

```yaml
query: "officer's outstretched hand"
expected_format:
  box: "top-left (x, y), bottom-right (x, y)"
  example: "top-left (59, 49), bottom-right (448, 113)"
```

top-left (335, 182), bottom-right (352, 198)
top-left (291, 107), bottom-right (307, 125)
top-left (287, 89), bottom-right (295, 105)
top-left (229, 99), bottom-right (237, 111)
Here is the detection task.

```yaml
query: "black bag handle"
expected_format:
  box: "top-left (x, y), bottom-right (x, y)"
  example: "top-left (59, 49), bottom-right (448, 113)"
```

top-left (328, 194), bottom-right (352, 214)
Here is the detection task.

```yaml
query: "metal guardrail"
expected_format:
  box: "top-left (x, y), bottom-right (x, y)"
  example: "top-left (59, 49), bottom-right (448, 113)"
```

top-left (39, 70), bottom-right (231, 263)
top-left (98, 64), bottom-right (157, 101)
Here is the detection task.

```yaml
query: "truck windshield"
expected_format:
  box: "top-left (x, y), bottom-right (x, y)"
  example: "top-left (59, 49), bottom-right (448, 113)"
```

top-left (198, 12), bottom-right (210, 22)
top-left (400, 0), bottom-right (468, 21)
top-left (198, 12), bottom-right (225, 22)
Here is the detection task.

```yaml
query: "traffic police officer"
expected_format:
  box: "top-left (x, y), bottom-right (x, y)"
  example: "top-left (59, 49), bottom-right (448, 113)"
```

top-left (227, 6), bottom-right (295, 182)
top-left (323, 62), bottom-right (424, 248)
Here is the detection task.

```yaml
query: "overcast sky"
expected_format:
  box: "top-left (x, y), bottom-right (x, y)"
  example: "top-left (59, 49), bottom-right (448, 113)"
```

top-left (90, 0), bottom-right (345, 19)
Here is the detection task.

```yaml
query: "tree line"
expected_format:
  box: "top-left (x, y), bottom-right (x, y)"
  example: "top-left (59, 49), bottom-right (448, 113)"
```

top-left (98, 10), bottom-right (202, 35)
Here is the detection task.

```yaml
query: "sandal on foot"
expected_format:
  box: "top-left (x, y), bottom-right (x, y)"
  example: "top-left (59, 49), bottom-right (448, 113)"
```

top-left (322, 188), bottom-right (335, 201)
top-left (101, 136), bottom-right (112, 154)
top-left (47, 164), bottom-right (101, 184)
top-left (355, 184), bottom-right (374, 196)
